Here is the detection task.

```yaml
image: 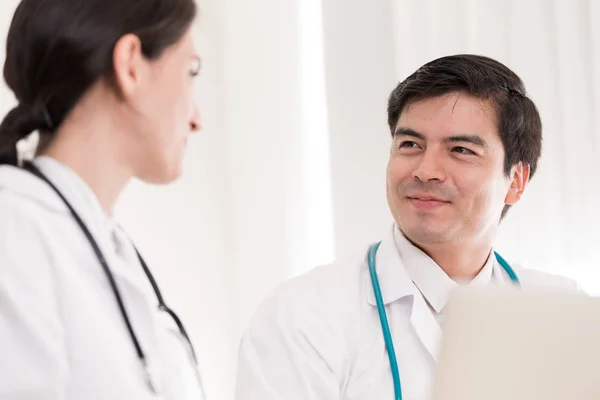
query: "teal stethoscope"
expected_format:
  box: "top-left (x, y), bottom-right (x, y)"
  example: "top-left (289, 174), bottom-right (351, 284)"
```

top-left (367, 241), bottom-right (520, 400)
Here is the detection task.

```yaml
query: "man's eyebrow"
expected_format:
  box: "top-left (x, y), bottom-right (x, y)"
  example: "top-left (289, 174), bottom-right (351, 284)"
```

top-left (445, 135), bottom-right (488, 148)
top-left (393, 127), bottom-right (426, 140)
top-left (394, 128), bottom-right (489, 149)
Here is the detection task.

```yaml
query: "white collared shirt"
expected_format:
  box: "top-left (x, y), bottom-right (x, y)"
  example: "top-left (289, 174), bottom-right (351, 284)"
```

top-left (393, 228), bottom-right (500, 327)
top-left (236, 224), bottom-right (582, 400)
top-left (0, 156), bottom-right (203, 399)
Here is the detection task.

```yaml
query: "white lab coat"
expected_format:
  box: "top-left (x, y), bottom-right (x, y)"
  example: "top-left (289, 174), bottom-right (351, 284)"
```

top-left (235, 224), bottom-right (581, 400)
top-left (0, 157), bottom-right (203, 399)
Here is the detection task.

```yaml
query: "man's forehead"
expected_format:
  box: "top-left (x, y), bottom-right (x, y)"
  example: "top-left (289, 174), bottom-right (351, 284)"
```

top-left (395, 94), bottom-right (499, 137)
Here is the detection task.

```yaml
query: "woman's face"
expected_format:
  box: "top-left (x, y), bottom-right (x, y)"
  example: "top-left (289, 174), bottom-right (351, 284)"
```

top-left (117, 28), bottom-right (201, 184)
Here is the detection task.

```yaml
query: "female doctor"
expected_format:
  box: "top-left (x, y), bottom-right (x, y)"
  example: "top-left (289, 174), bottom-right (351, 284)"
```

top-left (0, 0), bottom-right (204, 398)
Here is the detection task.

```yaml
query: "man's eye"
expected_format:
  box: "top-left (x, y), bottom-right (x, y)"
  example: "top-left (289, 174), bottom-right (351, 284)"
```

top-left (399, 141), bottom-right (420, 149)
top-left (452, 146), bottom-right (476, 155)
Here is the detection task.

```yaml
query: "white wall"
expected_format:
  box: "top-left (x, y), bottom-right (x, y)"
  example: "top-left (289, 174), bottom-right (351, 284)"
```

top-left (321, 0), bottom-right (397, 256)
top-left (217, 0), bottom-right (304, 341)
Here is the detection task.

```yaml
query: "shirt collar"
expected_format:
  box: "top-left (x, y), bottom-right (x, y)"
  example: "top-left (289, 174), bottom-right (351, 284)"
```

top-left (365, 224), bottom-right (502, 309)
top-left (394, 227), bottom-right (497, 313)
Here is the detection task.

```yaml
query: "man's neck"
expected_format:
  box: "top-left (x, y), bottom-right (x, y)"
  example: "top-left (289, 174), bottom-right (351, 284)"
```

top-left (405, 233), bottom-right (494, 280)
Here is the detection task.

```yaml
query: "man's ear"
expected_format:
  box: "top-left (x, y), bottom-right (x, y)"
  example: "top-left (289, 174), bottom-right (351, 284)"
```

top-left (504, 162), bottom-right (531, 205)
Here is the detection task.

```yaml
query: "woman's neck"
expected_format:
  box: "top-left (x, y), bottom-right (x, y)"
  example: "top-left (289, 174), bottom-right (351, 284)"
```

top-left (41, 126), bottom-right (132, 214)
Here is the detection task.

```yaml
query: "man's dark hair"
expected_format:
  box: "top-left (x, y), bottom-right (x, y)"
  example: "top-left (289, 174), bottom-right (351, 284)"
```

top-left (387, 54), bottom-right (542, 218)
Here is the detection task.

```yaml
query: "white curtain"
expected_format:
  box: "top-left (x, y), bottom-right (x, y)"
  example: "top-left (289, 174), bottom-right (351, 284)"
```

top-left (387, 0), bottom-right (600, 291)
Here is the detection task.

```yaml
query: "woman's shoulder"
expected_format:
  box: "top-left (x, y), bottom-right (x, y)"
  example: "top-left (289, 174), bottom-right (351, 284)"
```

top-left (0, 164), bottom-right (70, 258)
top-left (0, 164), bottom-right (65, 215)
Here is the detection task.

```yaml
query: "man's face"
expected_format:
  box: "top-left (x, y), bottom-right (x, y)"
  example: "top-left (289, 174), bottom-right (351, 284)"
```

top-left (386, 92), bottom-right (529, 246)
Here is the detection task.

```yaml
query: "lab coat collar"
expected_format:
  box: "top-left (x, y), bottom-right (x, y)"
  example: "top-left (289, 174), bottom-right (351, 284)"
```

top-left (396, 227), bottom-right (497, 314)
top-left (35, 157), bottom-right (113, 228)
top-left (0, 157), bottom-right (151, 293)
top-left (0, 156), bottom-right (112, 233)
top-left (365, 224), bottom-right (416, 306)
top-left (365, 224), bottom-right (443, 361)
top-left (29, 158), bottom-right (155, 294)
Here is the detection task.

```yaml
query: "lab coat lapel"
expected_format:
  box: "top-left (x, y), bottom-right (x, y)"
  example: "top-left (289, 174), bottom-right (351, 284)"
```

top-left (365, 230), bottom-right (414, 305)
top-left (3, 158), bottom-right (167, 389)
top-left (365, 225), bottom-right (442, 361)
top-left (108, 224), bottom-right (157, 301)
top-left (29, 158), bottom-right (159, 327)
top-left (410, 291), bottom-right (442, 361)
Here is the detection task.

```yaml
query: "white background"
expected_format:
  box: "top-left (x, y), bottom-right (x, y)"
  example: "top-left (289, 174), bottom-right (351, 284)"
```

top-left (1, 1), bottom-right (598, 399)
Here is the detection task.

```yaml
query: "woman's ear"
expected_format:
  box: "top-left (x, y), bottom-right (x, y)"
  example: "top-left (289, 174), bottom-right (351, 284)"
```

top-left (504, 162), bottom-right (531, 205)
top-left (111, 34), bottom-right (148, 100)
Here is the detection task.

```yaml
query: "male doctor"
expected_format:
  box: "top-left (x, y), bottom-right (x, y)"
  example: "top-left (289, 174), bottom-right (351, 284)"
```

top-left (234, 54), bottom-right (581, 400)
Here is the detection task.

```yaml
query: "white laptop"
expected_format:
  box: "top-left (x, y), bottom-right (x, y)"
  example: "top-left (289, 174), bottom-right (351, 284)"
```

top-left (432, 285), bottom-right (600, 400)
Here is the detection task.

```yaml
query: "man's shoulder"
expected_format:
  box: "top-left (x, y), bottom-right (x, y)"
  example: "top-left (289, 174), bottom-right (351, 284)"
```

top-left (513, 264), bottom-right (583, 293)
top-left (272, 255), bottom-right (364, 305)
top-left (247, 251), bottom-right (368, 329)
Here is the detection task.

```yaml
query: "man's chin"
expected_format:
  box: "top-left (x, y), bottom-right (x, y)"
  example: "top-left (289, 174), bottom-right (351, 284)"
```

top-left (401, 223), bottom-right (454, 246)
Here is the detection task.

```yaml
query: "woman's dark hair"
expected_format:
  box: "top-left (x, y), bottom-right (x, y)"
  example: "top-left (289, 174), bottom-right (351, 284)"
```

top-left (387, 54), bottom-right (542, 218)
top-left (0, 0), bottom-right (197, 165)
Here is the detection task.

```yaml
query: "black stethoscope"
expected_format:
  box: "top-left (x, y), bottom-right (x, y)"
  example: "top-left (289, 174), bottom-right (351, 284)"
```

top-left (367, 240), bottom-right (520, 400)
top-left (22, 161), bottom-right (201, 395)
